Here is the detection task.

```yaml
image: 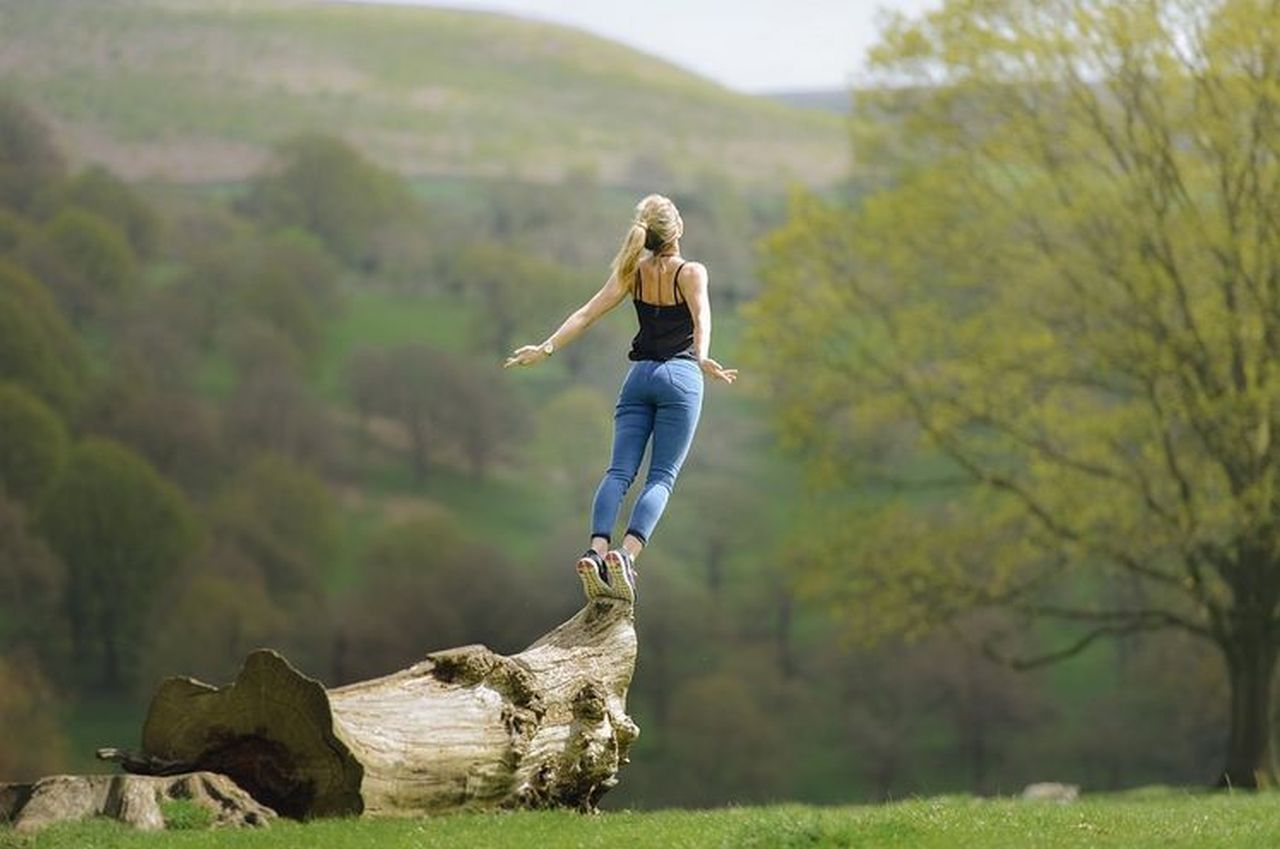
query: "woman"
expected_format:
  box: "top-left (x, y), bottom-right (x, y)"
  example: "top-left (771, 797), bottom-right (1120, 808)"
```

top-left (502, 193), bottom-right (738, 604)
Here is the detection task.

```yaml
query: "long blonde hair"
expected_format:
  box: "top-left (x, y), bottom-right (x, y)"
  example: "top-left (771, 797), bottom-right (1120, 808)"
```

top-left (610, 194), bottom-right (683, 297)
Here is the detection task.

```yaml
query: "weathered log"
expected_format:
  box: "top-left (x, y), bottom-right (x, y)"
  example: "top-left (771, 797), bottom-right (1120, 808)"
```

top-left (100, 597), bottom-right (638, 818)
top-left (0, 772), bottom-right (276, 832)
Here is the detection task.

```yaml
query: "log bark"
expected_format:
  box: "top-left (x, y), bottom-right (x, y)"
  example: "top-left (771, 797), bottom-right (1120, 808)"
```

top-left (0, 772), bottom-right (276, 832)
top-left (100, 597), bottom-right (638, 819)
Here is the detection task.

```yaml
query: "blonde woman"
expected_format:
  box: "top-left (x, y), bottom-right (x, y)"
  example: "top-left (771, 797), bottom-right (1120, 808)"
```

top-left (503, 194), bottom-right (737, 604)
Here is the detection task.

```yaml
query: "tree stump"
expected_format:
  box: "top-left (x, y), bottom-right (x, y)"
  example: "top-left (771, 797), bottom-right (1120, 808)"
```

top-left (0, 772), bottom-right (276, 832)
top-left (99, 597), bottom-right (638, 819)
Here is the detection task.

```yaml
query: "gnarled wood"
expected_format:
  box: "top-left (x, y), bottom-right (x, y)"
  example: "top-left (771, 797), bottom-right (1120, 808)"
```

top-left (101, 598), bottom-right (638, 818)
top-left (0, 772), bottom-right (276, 832)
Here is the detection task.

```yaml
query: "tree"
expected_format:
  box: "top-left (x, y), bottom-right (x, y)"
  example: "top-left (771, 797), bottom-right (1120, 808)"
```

top-left (35, 437), bottom-right (200, 691)
top-left (140, 561), bottom-right (289, 688)
top-left (240, 133), bottom-right (412, 271)
top-left (335, 514), bottom-right (555, 682)
top-left (104, 601), bottom-right (639, 819)
top-left (532, 386), bottom-right (613, 506)
top-left (744, 0), bottom-right (1280, 787)
top-left (236, 229), bottom-right (343, 367)
top-left (0, 653), bottom-right (68, 780)
top-left (222, 361), bottom-right (339, 471)
top-left (0, 260), bottom-right (86, 415)
top-left (39, 207), bottom-right (138, 324)
top-left (209, 453), bottom-right (340, 606)
top-left (0, 382), bottom-right (69, 505)
top-left (345, 344), bottom-right (521, 484)
top-left (449, 241), bottom-right (581, 360)
top-left (0, 496), bottom-right (69, 679)
top-left (79, 375), bottom-right (225, 497)
top-left (436, 355), bottom-right (524, 478)
top-left (0, 92), bottom-right (64, 213)
top-left (55, 164), bottom-right (158, 259)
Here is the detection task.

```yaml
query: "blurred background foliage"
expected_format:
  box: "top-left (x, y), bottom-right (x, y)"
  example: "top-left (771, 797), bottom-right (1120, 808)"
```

top-left (0, 0), bottom-right (1251, 809)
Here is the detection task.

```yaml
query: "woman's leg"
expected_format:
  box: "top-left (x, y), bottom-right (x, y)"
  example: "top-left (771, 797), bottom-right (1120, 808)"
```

top-left (622, 363), bottom-right (704, 556)
top-left (589, 368), bottom-right (656, 548)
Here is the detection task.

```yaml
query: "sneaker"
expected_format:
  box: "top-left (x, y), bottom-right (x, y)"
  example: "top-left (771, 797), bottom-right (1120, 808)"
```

top-left (576, 548), bottom-right (611, 599)
top-left (603, 548), bottom-right (637, 604)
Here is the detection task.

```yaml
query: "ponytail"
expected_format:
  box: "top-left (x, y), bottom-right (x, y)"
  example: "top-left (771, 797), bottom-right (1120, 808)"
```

top-left (611, 194), bottom-right (682, 297)
top-left (610, 221), bottom-right (646, 297)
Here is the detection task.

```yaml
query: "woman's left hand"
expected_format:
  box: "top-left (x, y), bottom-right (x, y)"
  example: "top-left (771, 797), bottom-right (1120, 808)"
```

top-left (503, 344), bottom-right (549, 368)
top-left (699, 356), bottom-right (739, 384)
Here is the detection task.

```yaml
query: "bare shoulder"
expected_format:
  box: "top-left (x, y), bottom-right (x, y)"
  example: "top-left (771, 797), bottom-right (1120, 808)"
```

top-left (680, 261), bottom-right (709, 287)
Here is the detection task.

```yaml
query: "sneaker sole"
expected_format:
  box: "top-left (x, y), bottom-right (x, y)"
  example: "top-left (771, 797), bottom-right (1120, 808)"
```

top-left (604, 551), bottom-right (636, 604)
top-left (576, 557), bottom-right (612, 599)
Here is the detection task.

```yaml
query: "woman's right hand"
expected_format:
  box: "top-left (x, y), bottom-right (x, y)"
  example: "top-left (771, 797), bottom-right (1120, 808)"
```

top-left (503, 344), bottom-right (550, 368)
top-left (699, 356), bottom-right (738, 384)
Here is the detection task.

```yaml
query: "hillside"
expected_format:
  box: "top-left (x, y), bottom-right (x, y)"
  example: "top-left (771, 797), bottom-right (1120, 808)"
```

top-left (0, 0), bottom-right (849, 187)
top-left (768, 88), bottom-right (854, 114)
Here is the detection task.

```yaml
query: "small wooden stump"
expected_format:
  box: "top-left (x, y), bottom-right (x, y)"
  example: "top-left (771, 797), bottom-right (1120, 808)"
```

top-left (0, 772), bottom-right (276, 832)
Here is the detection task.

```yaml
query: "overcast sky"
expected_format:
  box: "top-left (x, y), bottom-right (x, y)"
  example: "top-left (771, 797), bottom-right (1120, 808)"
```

top-left (343, 0), bottom-right (941, 92)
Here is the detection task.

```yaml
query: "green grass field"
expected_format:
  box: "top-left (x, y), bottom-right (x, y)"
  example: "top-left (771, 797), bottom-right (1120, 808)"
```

top-left (4, 792), bottom-right (1277, 849)
top-left (0, 0), bottom-right (846, 187)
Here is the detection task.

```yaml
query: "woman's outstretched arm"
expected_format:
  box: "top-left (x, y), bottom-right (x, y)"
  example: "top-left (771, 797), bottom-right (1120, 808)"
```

top-left (678, 263), bottom-right (738, 384)
top-left (503, 271), bottom-right (628, 368)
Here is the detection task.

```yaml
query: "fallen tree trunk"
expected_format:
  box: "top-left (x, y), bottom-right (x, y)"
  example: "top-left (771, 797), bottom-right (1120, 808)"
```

top-left (99, 597), bottom-right (638, 819)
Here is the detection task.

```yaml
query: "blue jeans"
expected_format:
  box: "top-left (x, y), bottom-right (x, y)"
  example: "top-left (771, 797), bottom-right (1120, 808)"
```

top-left (590, 358), bottom-right (704, 547)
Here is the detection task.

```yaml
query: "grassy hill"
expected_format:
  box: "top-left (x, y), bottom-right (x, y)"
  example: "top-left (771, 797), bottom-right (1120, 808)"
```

top-left (0, 0), bottom-right (849, 187)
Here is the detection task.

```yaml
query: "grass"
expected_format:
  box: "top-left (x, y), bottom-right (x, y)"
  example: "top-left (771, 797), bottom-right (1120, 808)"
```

top-left (4, 792), bottom-right (1278, 848)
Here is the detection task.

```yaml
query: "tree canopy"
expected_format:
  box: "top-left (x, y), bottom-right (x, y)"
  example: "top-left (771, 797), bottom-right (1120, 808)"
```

top-left (0, 260), bottom-right (86, 415)
top-left (240, 133), bottom-right (413, 270)
top-left (745, 0), bottom-right (1280, 787)
top-left (36, 437), bottom-right (200, 690)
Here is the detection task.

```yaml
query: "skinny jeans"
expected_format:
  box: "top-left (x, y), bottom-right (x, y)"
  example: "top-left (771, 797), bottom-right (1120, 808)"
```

top-left (590, 358), bottom-right (704, 547)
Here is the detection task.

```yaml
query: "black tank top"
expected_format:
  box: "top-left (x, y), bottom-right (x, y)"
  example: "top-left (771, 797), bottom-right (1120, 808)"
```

top-left (628, 260), bottom-right (698, 362)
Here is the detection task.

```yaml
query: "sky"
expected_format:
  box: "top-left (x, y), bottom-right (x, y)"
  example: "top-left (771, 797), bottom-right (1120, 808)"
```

top-left (343, 0), bottom-right (940, 93)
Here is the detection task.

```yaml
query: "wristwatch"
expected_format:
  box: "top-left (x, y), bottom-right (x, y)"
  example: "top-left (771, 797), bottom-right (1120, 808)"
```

top-left (539, 341), bottom-right (555, 357)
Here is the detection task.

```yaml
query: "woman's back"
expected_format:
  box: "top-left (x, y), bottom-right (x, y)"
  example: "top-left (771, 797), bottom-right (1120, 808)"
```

top-left (628, 255), bottom-right (697, 362)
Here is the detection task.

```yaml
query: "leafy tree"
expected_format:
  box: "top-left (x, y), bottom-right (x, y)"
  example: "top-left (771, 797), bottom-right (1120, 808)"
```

top-left (237, 229), bottom-right (342, 365)
top-left (222, 361), bottom-right (339, 471)
top-left (0, 260), bottom-right (86, 415)
top-left (140, 556), bottom-right (288, 686)
top-left (661, 669), bottom-right (789, 805)
top-left (745, 0), bottom-right (1280, 787)
top-left (0, 207), bottom-right (34, 253)
top-left (673, 172), bottom-right (757, 307)
top-left (334, 513), bottom-right (553, 682)
top-left (346, 344), bottom-right (523, 482)
top-left (55, 164), bottom-right (159, 259)
top-left (35, 437), bottom-right (200, 691)
top-left (209, 452), bottom-right (339, 604)
top-left (0, 92), bottom-right (64, 213)
top-left (80, 375), bottom-right (224, 497)
top-left (437, 356), bottom-right (525, 479)
top-left (240, 133), bottom-right (412, 270)
top-left (0, 382), bottom-right (69, 504)
top-left (0, 496), bottom-right (69, 678)
top-left (349, 344), bottom-right (446, 484)
top-left (449, 240), bottom-right (581, 359)
top-left (533, 386), bottom-right (612, 506)
top-left (39, 207), bottom-right (137, 323)
top-left (0, 653), bottom-right (68, 779)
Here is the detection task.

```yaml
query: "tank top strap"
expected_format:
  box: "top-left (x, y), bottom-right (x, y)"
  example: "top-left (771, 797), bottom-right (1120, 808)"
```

top-left (672, 261), bottom-right (688, 304)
